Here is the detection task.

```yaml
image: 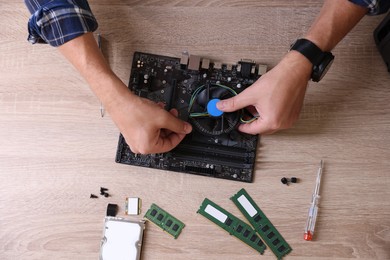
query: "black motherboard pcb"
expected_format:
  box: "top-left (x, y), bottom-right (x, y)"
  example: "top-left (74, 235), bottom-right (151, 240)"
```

top-left (115, 52), bottom-right (266, 182)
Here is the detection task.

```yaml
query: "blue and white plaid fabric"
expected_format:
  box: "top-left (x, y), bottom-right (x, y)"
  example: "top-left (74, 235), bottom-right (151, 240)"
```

top-left (349, 0), bottom-right (390, 15)
top-left (25, 0), bottom-right (98, 47)
top-left (25, 0), bottom-right (389, 47)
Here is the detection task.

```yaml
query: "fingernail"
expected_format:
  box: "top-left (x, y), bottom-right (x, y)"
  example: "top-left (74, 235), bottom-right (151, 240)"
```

top-left (216, 101), bottom-right (224, 109)
top-left (184, 123), bottom-right (192, 133)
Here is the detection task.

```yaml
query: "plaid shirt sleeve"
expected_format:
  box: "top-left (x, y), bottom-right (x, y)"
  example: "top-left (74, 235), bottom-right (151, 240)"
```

top-left (349, 0), bottom-right (390, 15)
top-left (25, 0), bottom-right (98, 47)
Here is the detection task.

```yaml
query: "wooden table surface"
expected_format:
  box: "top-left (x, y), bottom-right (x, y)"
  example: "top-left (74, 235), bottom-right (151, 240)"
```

top-left (1, 1), bottom-right (389, 259)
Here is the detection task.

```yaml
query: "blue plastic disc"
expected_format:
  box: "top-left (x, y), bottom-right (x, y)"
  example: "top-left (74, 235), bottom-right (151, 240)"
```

top-left (207, 98), bottom-right (223, 117)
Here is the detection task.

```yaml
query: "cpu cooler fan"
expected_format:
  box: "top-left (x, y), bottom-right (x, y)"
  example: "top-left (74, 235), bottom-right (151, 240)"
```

top-left (189, 83), bottom-right (240, 135)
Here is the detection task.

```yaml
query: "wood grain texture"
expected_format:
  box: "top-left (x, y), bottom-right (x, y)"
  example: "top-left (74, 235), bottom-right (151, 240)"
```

top-left (1, 1), bottom-right (389, 259)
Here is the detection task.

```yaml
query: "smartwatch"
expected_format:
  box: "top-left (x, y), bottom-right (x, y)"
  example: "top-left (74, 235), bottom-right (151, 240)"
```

top-left (290, 38), bottom-right (334, 82)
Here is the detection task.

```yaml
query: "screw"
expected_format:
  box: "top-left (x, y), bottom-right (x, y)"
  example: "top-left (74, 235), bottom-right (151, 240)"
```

top-left (99, 187), bottom-right (110, 197)
top-left (100, 187), bottom-right (108, 195)
top-left (281, 177), bottom-right (288, 185)
top-left (281, 177), bottom-right (299, 185)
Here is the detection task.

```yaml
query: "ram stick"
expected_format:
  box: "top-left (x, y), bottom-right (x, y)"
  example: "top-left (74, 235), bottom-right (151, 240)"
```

top-left (144, 203), bottom-right (185, 239)
top-left (231, 189), bottom-right (292, 259)
top-left (197, 198), bottom-right (266, 254)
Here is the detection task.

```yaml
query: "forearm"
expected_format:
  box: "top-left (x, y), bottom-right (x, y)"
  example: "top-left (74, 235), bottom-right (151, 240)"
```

top-left (305, 0), bottom-right (368, 51)
top-left (57, 33), bottom-right (134, 109)
top-left (281, 0), bottom-right (369, 84)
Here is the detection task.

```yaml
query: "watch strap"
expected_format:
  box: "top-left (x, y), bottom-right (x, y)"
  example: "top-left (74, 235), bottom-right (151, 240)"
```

top-left (290, 38), bottom-right (324, 65)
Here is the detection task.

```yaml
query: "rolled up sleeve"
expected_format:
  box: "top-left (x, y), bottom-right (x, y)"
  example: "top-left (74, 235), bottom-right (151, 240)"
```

top-left (349, 0), bottom-right (390, 15)
top-left (25, 0), bottom-right (98, 47)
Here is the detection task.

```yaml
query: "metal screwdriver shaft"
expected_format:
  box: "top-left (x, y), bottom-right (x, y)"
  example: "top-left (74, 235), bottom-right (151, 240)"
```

top-left (97, 33), bottom-right (105, 117)
top-left (304, 160), bottom-right (324, 241)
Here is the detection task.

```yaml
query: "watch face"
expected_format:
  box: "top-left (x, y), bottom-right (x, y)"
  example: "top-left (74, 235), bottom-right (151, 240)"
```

top-left (318, 57), bottom-right (334, 81)
top-left (313, 53), bottom-right (334, 82)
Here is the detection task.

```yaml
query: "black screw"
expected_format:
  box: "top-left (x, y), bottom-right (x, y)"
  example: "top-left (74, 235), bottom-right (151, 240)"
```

top-left (100, 187), bottom-right (110, 197)
top-left (281, 177), bottom-right (288, 185)
top-left (281, 177), bottom-right (299, 185)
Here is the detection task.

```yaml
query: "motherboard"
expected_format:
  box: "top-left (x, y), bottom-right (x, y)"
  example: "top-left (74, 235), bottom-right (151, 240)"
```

top-left (115, 52), bottom-right (266, 182)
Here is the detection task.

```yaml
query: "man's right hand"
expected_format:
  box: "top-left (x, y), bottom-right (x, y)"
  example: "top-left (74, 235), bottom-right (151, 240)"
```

top-left (107, 91), bottom-right (192, 154)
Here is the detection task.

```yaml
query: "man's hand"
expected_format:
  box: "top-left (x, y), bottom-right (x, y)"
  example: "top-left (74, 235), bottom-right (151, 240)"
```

top-left (217, 52), bottom-right (312, 135)
top-left (217, 0), bottom-right (367, 135)
top-left (107, 91), bottom-right (192, 154)
top-left (58, 33), bottom-right (192, 154)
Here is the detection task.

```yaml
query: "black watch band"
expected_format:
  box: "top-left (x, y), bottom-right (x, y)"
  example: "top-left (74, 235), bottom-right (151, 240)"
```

top-left (290, 38), bottom-right (335, 82)
top-left (290, 39), bottom-right (324, 65)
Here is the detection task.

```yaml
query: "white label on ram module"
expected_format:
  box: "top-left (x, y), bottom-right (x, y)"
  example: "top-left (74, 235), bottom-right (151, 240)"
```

top-left (205, 204), bottom-right (228, 223)
top-left (237, 195), bottom-right (257, 217)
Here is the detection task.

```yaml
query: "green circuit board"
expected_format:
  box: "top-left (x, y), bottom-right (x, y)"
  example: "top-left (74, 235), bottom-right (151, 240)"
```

top-left (197, 198), bottom-right (266, 254)
top-left (144, 203), bottom-right (185, 239)
top-left (231, 189), bottom-right (292, 259)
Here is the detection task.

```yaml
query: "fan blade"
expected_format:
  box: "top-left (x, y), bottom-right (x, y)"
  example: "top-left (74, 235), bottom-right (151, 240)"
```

top-left (197, 88), bottom-right (210, 106)
top-left (223, 112), bottom-right (240, 129)
top-left (202, 117), bottom-right (217, 132)
top-left (209, 115), bottom-right (222, 133)
top-left (220, 115), bottom-right (224, 132)
top-left (210, 87), bottom-right (231, 100)
top-left (192, 102), bottom-right (206, 112)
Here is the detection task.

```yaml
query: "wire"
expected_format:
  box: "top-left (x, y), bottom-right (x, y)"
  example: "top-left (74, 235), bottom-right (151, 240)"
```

top-left (240, 116), bottom-right (258, 124)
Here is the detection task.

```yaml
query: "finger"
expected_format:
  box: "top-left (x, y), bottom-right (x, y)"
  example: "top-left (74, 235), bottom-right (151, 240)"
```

top-left (244, 106), bottom-right (259, 117)
top-left (160, 112), bottom-right (192, 134)
top-left (128, 145), bottom-right (140, 154)
top-left (128, 131), bottom-right (186, 154)
top-left (160, 127), bottom-right (174, 138)
top-left (169, 108), bottom-right (179, 117)
top-left (216, 90), bottom-right (253, 112)
top-left (160, 109), bottom-right (180, 138)
top-left (156, 102), bottom-right (166, 109)
top-left (238, 119), bottom-right (277, 135)
top-left (154, 132), bottom-right (187, 153)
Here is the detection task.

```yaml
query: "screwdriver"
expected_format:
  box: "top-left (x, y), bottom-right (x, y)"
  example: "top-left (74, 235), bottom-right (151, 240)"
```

top-left (304, 160), bottom-right (324, 241)
top-left (97, 33), bottom-right (105, 118)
